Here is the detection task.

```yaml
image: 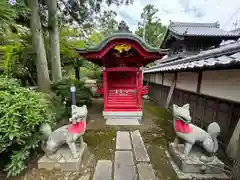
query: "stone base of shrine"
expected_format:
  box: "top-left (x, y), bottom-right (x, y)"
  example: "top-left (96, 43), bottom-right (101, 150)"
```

top-left (104, 111), bottom-right (142, 125)
top-left (165, 143), bottom-right (229, 179)
top-left (38, 142), bottom-right (87, 171)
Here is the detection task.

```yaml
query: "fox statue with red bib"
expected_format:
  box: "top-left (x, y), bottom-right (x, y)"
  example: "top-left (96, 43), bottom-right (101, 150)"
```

top-left (40, 105), bottom-right (87, 159)
top-left (172, 104), bottom-right (220, 157)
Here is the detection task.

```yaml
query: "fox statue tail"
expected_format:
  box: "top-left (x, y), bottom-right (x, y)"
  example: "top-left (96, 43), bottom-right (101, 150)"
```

top-left (39, 123), bottom-right (52, 140)
top-left (207, 122), bottom-right (221, 139)
top-left (203, 122), bottom-right (221, 153)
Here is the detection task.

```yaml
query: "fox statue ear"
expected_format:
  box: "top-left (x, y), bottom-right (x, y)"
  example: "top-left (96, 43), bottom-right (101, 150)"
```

top-left (71, 105), bottom-right (77, 109)
top-left (173, 104), bottom-right (178, 110)
top-left (182, 104), bottom-right (190, 110)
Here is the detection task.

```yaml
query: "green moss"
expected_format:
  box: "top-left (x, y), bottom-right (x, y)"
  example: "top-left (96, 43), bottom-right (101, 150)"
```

top-left (147, 144), bottom-right (177, 180)
top-left (142, 101), bottom-right (177, 180)
top-left (143, 101), bottom-right (173, 135)
top-left (144, 101), bottom-right (172, 121)
top-left (84, 127), bottom-right (117, 160)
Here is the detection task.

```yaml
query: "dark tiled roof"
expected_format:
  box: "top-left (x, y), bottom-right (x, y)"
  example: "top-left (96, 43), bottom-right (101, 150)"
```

top-left (76, 33), bottom-right (168, 54)
top-left (168, 21), bottom-right (240, 37)
top-left (144, 40), bottom-right (240, 73)
top-left (230, 28), bottom-right (240, 34)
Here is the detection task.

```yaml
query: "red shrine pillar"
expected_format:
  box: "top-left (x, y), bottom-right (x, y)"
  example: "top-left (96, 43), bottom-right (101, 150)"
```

top-left (103, 67), bottom-right (108, 108)
top-left (137, 68), bottom-right (143, 109)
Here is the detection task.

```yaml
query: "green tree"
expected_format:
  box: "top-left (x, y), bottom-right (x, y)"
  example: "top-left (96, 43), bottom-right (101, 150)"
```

top-left (96, 10), bottom-right (118, 35)
top-left (60, 27), bottom-right (105, 80)
top-left (135, 4), bottom-right (166, 47)
top-left (27, 0), bottom-right (51, 92)
top-left (2, 0), bottom-right (134, 90)
top-left (47, 0), bottom-right (62, 82)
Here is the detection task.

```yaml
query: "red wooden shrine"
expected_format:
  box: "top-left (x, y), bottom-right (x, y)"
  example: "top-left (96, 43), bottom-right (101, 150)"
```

top-left (76, 29), bottom-right (168, 120)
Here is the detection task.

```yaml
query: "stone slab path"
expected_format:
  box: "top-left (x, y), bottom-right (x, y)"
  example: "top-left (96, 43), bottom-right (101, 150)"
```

top-left (131, 130), bottom-right (150, 162)
top-left (106, 118), bottom-right (140, 125)
top-left (137, 163), bottom-right (156, 180)
top-left (114, 151), bottom-right (137, 180)
top-left (92, 160), bottom-right (112, 180)
top-left (92, 130), bottom-right (156, 180)
top-left (116, 131), bottom-right (132, 150)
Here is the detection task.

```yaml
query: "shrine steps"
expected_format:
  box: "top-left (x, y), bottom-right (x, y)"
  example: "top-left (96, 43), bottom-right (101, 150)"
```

top-left (104, 89), bottom-right (141, 125)
top-left (104, 111), bottom-right (142, 126)
top-left (105, 118), bottom-right (140, 125)
top-left (107, 94), bottom-right (138, 106)
top-left (106, 103), bottom-right (138, 107)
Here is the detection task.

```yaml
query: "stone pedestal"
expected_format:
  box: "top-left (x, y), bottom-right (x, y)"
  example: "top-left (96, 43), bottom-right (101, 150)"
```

top-left (166, 143), bottom-right (229, 179)
top-left (38, 142), bottom-right (87, 171)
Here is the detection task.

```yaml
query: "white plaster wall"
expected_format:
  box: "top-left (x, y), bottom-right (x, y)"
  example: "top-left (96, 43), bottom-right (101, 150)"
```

top-left (163, 73), bottom-right (174, 86)
top-left (201, 70), bottom-right (240, 102)
top-left (176, 72), bottom-right (198, 92)
top-left (155, 73), bottom-right (163, 84)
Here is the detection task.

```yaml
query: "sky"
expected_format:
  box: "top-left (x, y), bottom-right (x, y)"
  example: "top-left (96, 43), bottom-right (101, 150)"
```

top-left (104, 0), bottom-right (240, 32)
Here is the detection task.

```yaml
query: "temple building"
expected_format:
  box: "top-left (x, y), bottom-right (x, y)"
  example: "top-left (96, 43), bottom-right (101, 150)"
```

top-left (151, 21), bottom-right (240, 66)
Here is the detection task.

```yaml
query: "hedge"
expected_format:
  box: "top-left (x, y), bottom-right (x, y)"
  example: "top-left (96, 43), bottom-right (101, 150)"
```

top-left (0, 76), bottom-right (57, 177)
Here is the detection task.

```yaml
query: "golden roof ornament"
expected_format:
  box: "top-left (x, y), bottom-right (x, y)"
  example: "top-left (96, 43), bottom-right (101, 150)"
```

top-left (118, 20), bottom-right (132, 33)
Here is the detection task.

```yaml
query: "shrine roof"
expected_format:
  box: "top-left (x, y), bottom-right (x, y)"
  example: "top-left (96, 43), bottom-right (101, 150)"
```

top-left (144, 39), bottom-right (240, 73)
top-left (76, 32), bottom-right (168, 54)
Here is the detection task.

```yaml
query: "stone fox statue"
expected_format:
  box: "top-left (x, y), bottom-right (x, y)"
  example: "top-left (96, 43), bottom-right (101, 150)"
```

top-left (172, 104), bottom-right (220, 156)
top-left (40, 105), bottom-right (87, 159)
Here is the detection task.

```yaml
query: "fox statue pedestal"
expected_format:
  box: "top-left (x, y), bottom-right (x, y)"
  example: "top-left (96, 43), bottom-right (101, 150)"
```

top-left (38, 105), bottom-right (88, 171)
top-left (166, 104), bottom-right (229, 179)
top-left (38, 141), bottom-right (87, 171)
top-left (168, 142), bottom-right (224, 172)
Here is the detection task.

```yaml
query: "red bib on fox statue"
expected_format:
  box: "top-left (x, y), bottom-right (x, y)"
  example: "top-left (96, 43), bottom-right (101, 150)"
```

top-left (175, 119), bottom-right (192, 134)
top-left (68, 121), bottom-right (85, 134)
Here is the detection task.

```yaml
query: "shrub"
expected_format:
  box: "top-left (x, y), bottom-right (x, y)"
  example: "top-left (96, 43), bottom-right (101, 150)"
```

top-left (51, 77), bottom-right (93, 108)
top-left (0, 76), bottom-right (57, 177)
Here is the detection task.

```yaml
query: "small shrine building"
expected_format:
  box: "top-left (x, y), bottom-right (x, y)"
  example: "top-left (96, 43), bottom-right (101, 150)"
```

top-left (76, 21), bottom-right (168, 121)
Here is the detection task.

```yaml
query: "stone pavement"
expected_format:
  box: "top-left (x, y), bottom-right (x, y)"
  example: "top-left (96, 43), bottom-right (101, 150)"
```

top-left (91, 130), bottom-right (156, 180)
top-left (106, 118), bottom-right (140, 125)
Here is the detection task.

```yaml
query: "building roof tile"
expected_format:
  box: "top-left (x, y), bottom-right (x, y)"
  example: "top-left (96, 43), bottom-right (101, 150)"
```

top-left (144, 39), bottom-right (240, 73)
top-left (169, 21), bottom-right (240, 37)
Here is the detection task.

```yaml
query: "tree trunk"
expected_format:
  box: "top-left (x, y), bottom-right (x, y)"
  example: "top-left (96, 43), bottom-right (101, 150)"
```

top-left (75, 67), bottom-right (80, 79)
top-left (47, 0), bottom-right (62, 82)
top-left (28, 0), bottom-right (51, 92)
